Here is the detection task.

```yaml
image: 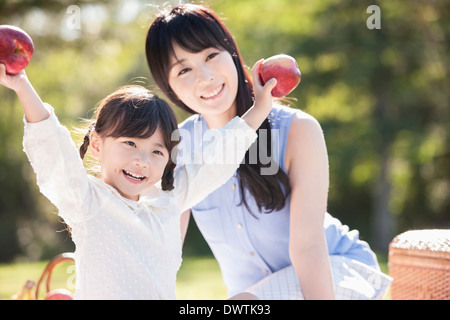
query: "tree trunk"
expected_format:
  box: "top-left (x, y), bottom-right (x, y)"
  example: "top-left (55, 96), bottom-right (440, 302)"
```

top-left (371, 142), bottom-right (395, 252)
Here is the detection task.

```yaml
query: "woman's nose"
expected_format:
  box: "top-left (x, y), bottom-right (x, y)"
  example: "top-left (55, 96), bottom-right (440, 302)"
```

top-left (197, 65), bottom-right (214, 85)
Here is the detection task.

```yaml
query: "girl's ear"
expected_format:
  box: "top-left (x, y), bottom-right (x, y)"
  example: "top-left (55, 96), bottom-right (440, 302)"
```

top-left (89, 130), bottom-right (102, 160)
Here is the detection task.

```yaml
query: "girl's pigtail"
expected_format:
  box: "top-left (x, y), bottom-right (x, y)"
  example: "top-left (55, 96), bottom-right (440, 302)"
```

top-left (161, 160), bottom-right (176, 191)
top-left (79, 123), bottom-right (95, 160)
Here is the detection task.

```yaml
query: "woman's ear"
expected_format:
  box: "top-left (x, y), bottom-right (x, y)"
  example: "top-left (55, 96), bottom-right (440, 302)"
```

top-left (89, 130), bottom-right (102, 160)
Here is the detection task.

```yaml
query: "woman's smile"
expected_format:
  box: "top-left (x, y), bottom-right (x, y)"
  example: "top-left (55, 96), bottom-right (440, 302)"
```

top-left (201, 83), bottom-right (225, 100)
top-left (168, 45), bottom-right (239, 126)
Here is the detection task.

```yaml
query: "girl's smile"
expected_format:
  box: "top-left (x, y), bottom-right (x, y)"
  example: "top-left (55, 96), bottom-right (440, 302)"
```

top-left (90, 128), bottom-right (169, 201)
top-left (122, 169), bottom-right (147, 184)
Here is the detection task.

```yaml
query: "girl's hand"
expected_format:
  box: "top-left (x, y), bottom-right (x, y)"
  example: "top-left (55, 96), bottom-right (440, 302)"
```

top-left (0, 63), bottom-right (49, 122)
top-left (240, 60), bottom-right (277, 131)
top-left (251, 59), bottom-right (277, 112)
top-left (0, 63), bottom-right (29, 92)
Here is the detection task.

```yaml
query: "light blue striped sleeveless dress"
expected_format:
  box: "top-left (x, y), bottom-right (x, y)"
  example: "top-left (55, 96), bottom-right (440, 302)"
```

top-left (178, 104), bottom-right (391, 299)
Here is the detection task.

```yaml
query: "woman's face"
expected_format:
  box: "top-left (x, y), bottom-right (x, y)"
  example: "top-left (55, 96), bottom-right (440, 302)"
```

top-left (168, 43), bottom-right (239, 125)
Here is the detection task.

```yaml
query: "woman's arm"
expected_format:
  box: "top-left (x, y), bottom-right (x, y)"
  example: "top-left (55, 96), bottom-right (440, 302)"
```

top-left (285, 114), bottom-right (335, 300)
top-left (0, 64), bottom-right (49, 123)
top-left (180, 209), bottom-right (191, 244)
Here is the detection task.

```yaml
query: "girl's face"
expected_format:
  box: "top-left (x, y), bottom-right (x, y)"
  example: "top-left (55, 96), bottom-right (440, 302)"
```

top-left (90, 128), bottom-right (169, 201)
top-left (168, 43), bottom-right (239, 126)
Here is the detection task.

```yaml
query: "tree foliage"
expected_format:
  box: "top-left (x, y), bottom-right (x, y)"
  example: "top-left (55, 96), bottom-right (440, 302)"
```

top-left (0, 0), bottom-right (448, 261)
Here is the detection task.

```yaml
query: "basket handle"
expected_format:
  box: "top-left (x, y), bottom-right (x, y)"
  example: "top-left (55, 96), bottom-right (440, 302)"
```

top-left (35, 252), bottom-right (75, 300)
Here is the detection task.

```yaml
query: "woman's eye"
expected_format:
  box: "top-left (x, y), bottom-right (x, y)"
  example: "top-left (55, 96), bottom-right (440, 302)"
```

top-left (206, 52), bottom-right (219, 61)
top-left (178, 68), bottom-right (191, 76)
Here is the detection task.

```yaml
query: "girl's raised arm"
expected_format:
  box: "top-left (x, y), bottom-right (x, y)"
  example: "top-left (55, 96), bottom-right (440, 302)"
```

top-left (0, 64), bottom-right (49, 123)
top-left (1, 63), bottom-right (92, 227)
top-left (240, 60), bottom-right (277, 130)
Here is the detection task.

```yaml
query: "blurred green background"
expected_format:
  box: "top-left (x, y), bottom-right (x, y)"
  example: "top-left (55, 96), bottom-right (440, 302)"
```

top-left (0, 0), bottom-right (448, 284)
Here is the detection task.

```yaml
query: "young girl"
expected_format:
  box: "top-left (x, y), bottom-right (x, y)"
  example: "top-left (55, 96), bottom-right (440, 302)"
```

top-left (145, 3), bottom-right (392, 299)
top-left (0, 59), bottom-right (276, 299)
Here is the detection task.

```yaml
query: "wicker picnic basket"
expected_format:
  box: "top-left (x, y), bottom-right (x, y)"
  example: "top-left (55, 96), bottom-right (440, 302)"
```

top-left (388, 229), bottom-right (450, 300)
top-left (35, 252), bottom-right (75, 300)
top-left (12, 252), bottom-right (75, 300)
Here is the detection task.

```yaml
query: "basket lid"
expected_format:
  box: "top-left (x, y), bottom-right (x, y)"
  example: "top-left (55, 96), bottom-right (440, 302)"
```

top-left (389, 229), bottom-right (450, 259)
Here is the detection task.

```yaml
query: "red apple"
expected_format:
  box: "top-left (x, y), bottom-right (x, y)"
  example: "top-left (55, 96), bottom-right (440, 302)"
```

top-left (259, 54), bottom-right (301, 97)
top-left (44, 289), bottom-right (74, 300)
top-left (0, 25), bottom-right (34, 75)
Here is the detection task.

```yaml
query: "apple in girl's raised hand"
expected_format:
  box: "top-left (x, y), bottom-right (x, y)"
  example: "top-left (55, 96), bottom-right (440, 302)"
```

top-left (259, 54), bottom-right (301, 97)
top-left (0, 25), bottom-right (34, 75)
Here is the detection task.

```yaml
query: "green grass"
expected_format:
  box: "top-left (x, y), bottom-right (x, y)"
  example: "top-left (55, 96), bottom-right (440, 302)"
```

top-left (0, 254), bottom-right (388, 300)
top-left (0, 259), bottom-right (76, 300)
top-left (0, 256), bottom-right (226, 300)
top-left (176, 256), bottom-right (227, 300)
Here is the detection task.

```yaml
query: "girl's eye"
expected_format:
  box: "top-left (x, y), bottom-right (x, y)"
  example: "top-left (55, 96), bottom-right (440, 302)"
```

top-left (153, 150), bottom-right (164, 156)
top-left (206, 52), bottom-right (219, 61)
top-left (125, 141), bottom-right (136, 148)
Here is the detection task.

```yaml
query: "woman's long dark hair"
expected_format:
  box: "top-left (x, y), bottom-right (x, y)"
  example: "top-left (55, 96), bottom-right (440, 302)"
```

top-left (146, 4), bottom-right (291, 214)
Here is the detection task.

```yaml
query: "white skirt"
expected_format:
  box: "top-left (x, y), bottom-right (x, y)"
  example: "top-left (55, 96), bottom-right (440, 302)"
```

top-left (245, 256), bottom-right (392, 300)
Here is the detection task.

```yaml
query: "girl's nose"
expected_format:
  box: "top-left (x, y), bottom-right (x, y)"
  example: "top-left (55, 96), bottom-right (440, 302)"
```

top-left (134, 153), bottom-right (149, 168)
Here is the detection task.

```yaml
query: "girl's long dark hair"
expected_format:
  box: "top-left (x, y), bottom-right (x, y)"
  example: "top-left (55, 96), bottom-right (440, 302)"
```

top-left (146, 4), bottom-right (291, 214)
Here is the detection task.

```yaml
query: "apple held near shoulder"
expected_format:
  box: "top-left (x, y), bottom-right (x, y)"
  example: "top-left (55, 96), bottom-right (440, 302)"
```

top-left (259, 54), bottom-right (301, 97)
top-left (0, 25), bottom-right (34, 75)
top-left (44, 288), bottom-right (74, 300)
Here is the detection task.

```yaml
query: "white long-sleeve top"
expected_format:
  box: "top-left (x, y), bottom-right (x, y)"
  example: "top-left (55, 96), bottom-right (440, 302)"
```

top-left (23, 104), bottom-right (257, 300)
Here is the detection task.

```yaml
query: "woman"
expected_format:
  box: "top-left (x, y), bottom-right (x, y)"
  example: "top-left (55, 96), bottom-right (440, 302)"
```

top-left (145, 3), bottom-right (391, 299)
